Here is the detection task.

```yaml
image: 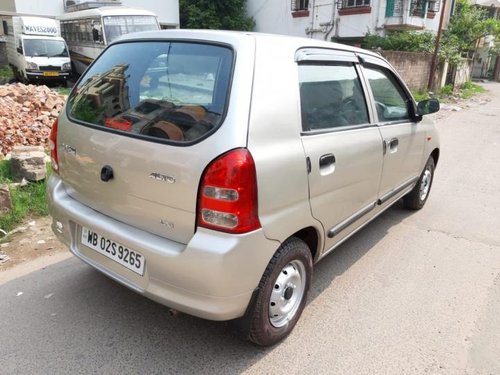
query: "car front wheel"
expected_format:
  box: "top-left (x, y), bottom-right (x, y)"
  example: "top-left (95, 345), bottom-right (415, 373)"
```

top-left (404, 156), bottom-right (435, 210)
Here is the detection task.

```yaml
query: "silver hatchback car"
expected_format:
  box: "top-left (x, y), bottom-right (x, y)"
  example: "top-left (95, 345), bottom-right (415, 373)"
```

top-left (48, 30), bottom-right (440, 346)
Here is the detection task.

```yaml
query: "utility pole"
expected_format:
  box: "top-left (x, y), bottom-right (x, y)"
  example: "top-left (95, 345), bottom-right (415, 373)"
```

top-left (428, 0), bottom-right (448, 91)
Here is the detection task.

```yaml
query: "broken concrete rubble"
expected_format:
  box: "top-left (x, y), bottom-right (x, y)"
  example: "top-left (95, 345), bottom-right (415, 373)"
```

top-left (0, 83), bottom-right (66, 156)
top-left (10, 146), bottom-right (47, 182)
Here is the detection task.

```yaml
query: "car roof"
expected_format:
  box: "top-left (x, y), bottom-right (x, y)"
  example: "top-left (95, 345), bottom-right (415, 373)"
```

top-left (113, 29), bottom-right (381, 59)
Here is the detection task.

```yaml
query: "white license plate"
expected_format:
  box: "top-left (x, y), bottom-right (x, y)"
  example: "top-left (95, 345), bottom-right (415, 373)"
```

top-left (81, 227), bottom-right (145, 276)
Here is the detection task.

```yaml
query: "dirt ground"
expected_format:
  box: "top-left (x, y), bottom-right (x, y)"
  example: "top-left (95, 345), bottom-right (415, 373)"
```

top-left (0, 216), bottom-right (66, 271)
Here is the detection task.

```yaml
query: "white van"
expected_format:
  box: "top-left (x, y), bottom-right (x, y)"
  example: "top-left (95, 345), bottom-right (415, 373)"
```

top-left (5, 16), bottom-right (72, 84)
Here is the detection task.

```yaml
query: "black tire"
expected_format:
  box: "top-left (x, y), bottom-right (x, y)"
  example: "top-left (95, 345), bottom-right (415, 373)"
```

top-left (404, 156), bottom-right (435, 210)
top-left (241, 237), bottom-right (313, 346)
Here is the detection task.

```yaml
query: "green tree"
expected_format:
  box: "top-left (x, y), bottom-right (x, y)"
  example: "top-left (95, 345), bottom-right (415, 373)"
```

top-left (179, 0), bottom-right (255, 31)
top-left (441, 0), bottom-right (500, 63)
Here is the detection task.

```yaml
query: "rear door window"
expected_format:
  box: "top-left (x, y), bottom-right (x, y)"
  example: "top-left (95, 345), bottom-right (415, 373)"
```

top-left (298, 64), bottom-right (369, 131)
top-left (68, 41), bottom-right (233, 144)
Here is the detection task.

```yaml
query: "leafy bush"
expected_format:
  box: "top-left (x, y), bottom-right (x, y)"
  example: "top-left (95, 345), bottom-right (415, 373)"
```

top-left (412, 90), bottom-right (430, 102)
top-left (362, 31), bottom-right (435, 53)
top-left (0, 65), bottom-right (13, 84)
top-left (439, 84), bottom-right (454, 96)
top-left (460, 81), bottom-right (486, 98)
top-left (180, 0), bottom-right (255, 30)
top-left (0, 65), bottom-right (13, 79)
top-left (0, 160), bottom-right (50, 233)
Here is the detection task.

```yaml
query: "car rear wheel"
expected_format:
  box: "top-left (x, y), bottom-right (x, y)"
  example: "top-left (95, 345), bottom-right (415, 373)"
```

top-left (242, 237), bottom-right (313, 346)
top-left (404, 156), bottom-right (435, 210)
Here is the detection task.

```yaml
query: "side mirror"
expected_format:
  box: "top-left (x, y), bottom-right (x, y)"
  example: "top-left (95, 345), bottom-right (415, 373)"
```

top-left (17, 46), bottom-right (23, 54)
top-left (417, 98), bottom-right (440, 116)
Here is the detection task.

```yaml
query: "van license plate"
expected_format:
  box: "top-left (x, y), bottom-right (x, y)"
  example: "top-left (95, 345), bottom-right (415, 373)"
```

top-left (81, 227), bottom-right (145, 276)
top-left (43, 71), bottom-right (59, 77)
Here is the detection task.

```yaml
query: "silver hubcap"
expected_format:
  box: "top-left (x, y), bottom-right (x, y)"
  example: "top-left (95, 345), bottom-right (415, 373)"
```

top-left (269, 260), bottom-right (306, 328)
top-left (419, 168), bottom-right (432, 201)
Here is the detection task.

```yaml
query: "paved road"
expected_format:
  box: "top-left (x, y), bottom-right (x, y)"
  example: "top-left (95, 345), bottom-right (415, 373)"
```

top-left (1, 83), bottom-right (500, 374)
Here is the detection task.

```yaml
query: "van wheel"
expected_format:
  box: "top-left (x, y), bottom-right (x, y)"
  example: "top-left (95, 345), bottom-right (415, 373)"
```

top-left (404, 156), bottom-right (435, 210)
top-left (244, 237), bottom-right (312, 346)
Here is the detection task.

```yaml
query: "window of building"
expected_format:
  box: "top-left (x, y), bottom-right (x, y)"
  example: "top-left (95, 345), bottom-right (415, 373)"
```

top-left (2, 20), bottom-right (8, 35)
top-left (386, 0), bottom-right (404, 17)
top-left (338, 0), bottom-right (371, 8)
top-left (337, 0), bottom-right (372, 15)
top-left (428, 0), bottom-right (441, 12)
top-left (298, 64), bottom-right (369, 131)
top-left (291, 0), bottom-right (310, 17)
top-left (292, 0), bottom-right (309, 10)
top-left (409, 0), bottom-right (426, 17)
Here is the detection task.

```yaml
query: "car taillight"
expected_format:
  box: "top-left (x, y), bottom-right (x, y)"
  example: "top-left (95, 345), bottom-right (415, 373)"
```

top-left (49, 118), bottom-right (59, 173)
top-left (197, 148), bottom-right (261, 234)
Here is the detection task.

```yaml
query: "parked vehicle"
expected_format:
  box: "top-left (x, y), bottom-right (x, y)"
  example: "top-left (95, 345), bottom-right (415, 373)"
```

top-left (48, 30), bottom-right (440, 346)
top-left (5, 16), bottom-right (72, 84)
top-left (58, 6), bottom-right (160, 76)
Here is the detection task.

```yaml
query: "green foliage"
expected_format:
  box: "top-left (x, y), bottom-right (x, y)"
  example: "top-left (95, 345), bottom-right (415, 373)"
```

top-left (362, 0), bottom-right (500, 64)
top-left (70, 97), bottom-right (101, 124)
top-left (441, 0), bottom-right (500, 62)
top-left (362, 31), bottom-right (435, 53)
top-left (460, 81), bottom-right (486, 98)
top-left (0, 65), bottom-right (13, 80)
top-left (434, 81), bottom-right (485, 101)
top-left (439, 84), bottom-right (454, 96)
top-left (179, 0), bottom-right (255, 31)
top-left (0, 160), bottom-right (50, 233)
top-left (53, 86), bottom-right (71, 96)
top-left (0, 160), bottom-right (11, 184)
top-left (438, 34), bottom-right (463, 64)
top-left (412, 90), bottom-right (430, 102)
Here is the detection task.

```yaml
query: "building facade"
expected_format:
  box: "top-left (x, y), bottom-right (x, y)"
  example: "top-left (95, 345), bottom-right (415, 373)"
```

top-left (471, 0), bottom-right (500, 78)
top-left (247, 0), bottom-right (453, 45)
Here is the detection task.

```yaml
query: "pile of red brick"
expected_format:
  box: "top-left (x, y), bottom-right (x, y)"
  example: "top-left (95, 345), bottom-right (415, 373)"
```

top-left (0, 83), bottom-right (66, 156)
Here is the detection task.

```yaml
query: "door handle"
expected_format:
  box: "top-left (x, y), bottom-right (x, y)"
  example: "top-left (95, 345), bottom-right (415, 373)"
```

top-left (319, 153), bottom-right (336, 168)
top-left (319, 153), bottom-right (336, 175)
top-left (388, 138), bottom-right (399, 152)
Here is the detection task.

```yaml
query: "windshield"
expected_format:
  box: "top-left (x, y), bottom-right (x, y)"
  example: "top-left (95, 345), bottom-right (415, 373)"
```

top-left (68, 41), bottom-right (233, 144)
top-left (103, 16), bottom-right (159, 43)
top-left (23, 39), bottom-right (69, 57)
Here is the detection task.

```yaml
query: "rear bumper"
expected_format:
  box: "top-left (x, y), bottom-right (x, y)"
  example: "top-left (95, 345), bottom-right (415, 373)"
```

top-left (26, 71), bottom-right (70, 80)
top-left (47, 175), bottom-right (278, 321)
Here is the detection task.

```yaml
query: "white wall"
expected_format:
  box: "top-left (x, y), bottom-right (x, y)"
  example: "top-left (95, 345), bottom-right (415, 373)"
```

top-left (12, 0), bottom-right (64, 17)
top-left (248, 0), bottom-right (445, 42)
top-left (336, 13), bottom-right (374, 39)
top-left (247, 0), bottom-right (335, 40)
top-left (0, 0), bottom-right (16, 13)
top-left (121, 0), bottom-right (179, 27)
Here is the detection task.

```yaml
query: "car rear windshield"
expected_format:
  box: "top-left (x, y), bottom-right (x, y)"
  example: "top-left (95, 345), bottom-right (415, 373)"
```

top-left (67, 41), bottom-right (233, 144)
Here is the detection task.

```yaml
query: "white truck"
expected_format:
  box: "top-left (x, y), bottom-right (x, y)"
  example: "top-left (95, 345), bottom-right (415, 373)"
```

top-left (5, 16), bottom-right (72, 84)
